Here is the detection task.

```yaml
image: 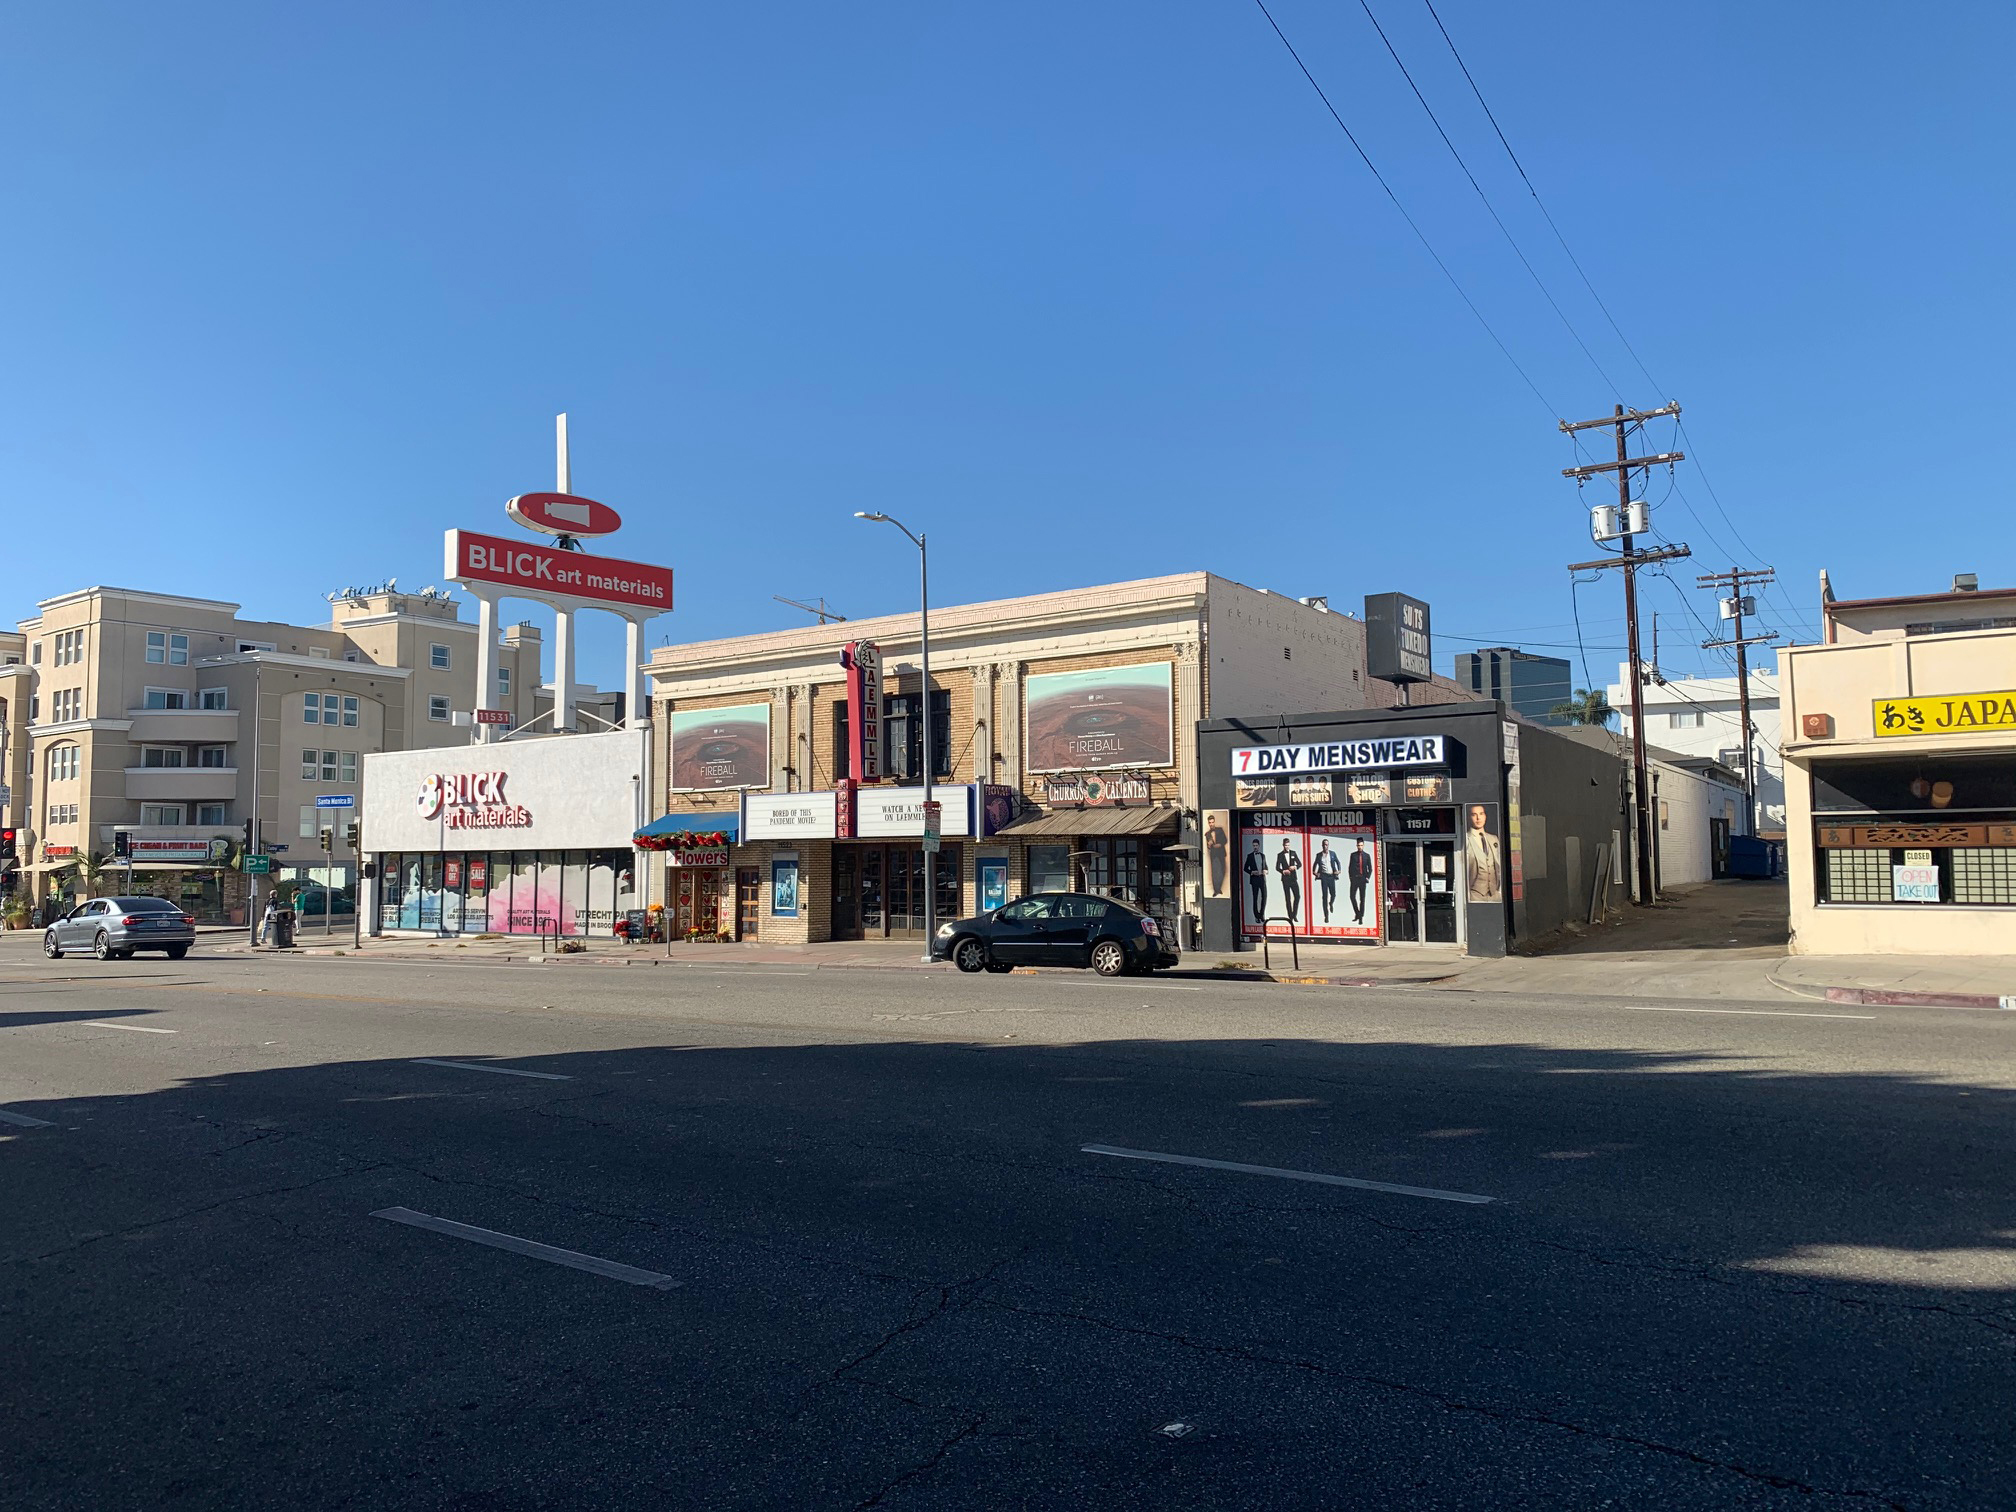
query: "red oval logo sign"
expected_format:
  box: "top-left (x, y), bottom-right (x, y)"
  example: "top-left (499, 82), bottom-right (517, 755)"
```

top-left (504, 491), bottom-right (623, 538)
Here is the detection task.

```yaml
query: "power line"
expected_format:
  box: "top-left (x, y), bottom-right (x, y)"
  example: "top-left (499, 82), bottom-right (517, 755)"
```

top-left (1420, 0), bottom-right (1661, 393)
top-left (1421, 0), bottom-right (1814, 644)
top-left (1248, 0), bottom-right (1565, 419)
top-left (1352, 0), bottom-right (1623, 396)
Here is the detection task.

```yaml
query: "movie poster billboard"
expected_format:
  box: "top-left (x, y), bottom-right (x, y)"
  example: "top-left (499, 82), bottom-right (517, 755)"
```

top-left (670, 703), bottom-right (771, 791)
top-left (1239, 817), bottom-right (1378, 941)
top-left (1025, 662), bottom-right (1173, 773)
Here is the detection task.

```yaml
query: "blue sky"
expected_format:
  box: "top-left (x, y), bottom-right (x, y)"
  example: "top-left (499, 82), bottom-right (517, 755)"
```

top-left (6, 2), bottom-right (2010, 694)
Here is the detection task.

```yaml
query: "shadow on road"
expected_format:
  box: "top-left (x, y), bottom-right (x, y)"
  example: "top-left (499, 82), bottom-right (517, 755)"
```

top-left (4, 1030), bottom-right (2012, 1509)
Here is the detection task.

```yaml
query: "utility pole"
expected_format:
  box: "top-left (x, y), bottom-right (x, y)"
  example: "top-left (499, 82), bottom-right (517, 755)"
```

top-left (1698, 566), bottom-right (1779, 837)
top-left (1561, 403), bottom-right (1689, 906)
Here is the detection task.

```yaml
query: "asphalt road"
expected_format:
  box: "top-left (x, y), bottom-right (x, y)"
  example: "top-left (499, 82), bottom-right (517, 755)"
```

top-left (3, 940), bottom-right (2013, 1510)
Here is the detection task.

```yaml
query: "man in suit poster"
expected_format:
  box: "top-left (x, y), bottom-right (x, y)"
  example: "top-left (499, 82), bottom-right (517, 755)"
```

top-left (1348, 837), bottom-right (1374, 924)
top-left (1274, 834), bottom-right (1303, 927)
top-left (1243, 835), bottom-right (1269, 929)
top-left (1312, 837), bottom-right (1343, 922)
top-left (1466, 803), bottom-right (1504, 903)
top-left (1203, 811), bottom-right (1230, 900)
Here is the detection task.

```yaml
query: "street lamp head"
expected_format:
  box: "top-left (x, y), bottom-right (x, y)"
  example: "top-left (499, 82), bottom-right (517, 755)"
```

top-left (854, 511), bottom-right (888, 522)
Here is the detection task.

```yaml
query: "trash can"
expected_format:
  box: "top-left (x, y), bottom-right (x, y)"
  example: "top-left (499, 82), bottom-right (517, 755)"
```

top-left (273, 908), bottom-right (296, 949)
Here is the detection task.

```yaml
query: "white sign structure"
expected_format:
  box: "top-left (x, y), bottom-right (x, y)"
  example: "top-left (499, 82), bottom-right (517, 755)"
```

top-left (444, 414), bottom-right (672, 740)
top-left (856, 786), bottom-right (975, 839)
top-left (1230, 736), bottom-right (1446, 778)
top-left (744, 792), bottom-right (839, 841)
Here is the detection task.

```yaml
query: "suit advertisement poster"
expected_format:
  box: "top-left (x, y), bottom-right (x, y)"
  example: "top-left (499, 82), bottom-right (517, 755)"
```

top-left (1239, 820), bottom-right (1378, 940)
top-left (1025, 663), bottom-right (1173, 773)
top-left (670, 703), bottom-right (770, 790)
top-left (1464, 803), bottom-right (1505, 904)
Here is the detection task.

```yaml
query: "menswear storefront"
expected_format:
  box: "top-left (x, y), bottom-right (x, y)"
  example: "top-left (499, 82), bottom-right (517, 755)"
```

top-left (361, 728), bottom-right (649, 936)
top-left (1198, 702), bottom-right (1627, 958)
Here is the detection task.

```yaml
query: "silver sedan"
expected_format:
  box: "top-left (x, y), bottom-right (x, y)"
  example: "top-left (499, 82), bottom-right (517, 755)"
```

top-left (44, 896), bottom-right (196, 960)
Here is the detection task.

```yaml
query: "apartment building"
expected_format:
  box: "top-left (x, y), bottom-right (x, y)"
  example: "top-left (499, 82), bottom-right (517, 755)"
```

top-left (7, 584), bottom-right (551, 921)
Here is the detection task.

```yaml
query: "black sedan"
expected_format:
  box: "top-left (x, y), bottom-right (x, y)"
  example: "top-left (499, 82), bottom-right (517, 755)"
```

top-left (932, 892), bottom-right (1179, 977)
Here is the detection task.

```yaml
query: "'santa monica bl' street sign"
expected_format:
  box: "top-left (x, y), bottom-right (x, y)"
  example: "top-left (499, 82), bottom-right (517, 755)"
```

top-left (505, 491), bottom-right (624, 539)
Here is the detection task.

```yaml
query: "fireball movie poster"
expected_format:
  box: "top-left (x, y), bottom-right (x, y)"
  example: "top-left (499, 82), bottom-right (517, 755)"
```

top-left (670, 703), bottom-right (771, 790)
top-left (1025, 663), bottom-right (1174, 773)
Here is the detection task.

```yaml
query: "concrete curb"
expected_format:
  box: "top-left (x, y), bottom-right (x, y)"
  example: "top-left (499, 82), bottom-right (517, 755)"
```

top-left (1768, 963), bottom-right (2014, 1011)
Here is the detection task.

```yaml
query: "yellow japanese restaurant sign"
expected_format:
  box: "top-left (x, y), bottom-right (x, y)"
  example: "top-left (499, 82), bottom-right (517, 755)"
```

top-left (1872, 690), bottom-right (2016, 738)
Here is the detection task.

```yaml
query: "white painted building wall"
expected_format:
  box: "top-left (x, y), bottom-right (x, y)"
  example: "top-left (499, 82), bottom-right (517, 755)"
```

top-left (1649, 756), bottom-right (1749, 888)
top-left (1609, 662), bottom-right (1784, 832)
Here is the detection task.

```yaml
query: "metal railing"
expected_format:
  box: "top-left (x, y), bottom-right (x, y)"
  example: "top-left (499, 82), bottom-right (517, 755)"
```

top-left (1259, 915), bottom-right (1300, 973)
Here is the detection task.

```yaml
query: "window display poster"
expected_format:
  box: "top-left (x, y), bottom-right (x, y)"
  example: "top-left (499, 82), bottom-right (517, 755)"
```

top-left (771, 854), bottom-right (801, 918)
top-left (1202, 811), bottom-right (1231, 900)
top-left (670, 702), bottom-right (771, 790)
top-left (978, 856), bottom-right (1009, 913)
top-left (1025, 662), bottom-right (1173, 772)
top-left (1240, 822), bottom-right (1378, 940)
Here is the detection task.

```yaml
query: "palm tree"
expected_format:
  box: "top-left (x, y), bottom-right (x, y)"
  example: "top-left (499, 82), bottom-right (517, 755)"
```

top-left (63, 851), bottom-right (113, 901)
top-left (1550, 688), bottom-right (1616, 727)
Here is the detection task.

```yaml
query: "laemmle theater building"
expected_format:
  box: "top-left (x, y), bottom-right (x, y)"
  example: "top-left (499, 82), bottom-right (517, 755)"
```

top-left (640, 574), bottom-right (1432, 944)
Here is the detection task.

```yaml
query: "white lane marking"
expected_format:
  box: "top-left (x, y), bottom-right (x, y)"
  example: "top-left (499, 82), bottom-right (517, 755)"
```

top-left (1619, 1006), bottom-right (1875, 1021)
top-left (1082, 1144), bottom-right (1496, 1205)
top-left (412, 1058), bottom-right (571, 1081)
top-left (0, 1108), bottom-right (55, 1128)
top-left (678, 969), bottom-right (816, 977)
top-left (84, 1021), bottom-right (177, 1034)
top-left (370, 1207), bottom-right (679, 1289)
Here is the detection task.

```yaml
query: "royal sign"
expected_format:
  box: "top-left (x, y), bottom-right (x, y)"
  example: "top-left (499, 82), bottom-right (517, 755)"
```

top-left (446, 529), bottom-right (673, 615)
top-left (505, 491), bottom-right (624, 539)
top-left (1231, 735), bottom-right (1446, 777)
top-left (416, 771), bottom-right (533, 830)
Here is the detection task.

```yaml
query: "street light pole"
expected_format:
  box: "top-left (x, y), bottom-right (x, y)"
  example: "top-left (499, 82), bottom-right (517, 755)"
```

top-left (855, 512), bottom-right (935, 961)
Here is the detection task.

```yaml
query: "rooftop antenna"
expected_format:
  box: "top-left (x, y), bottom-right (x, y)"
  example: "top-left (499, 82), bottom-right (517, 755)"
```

top-left (773, 594), bottom-right (848, 624)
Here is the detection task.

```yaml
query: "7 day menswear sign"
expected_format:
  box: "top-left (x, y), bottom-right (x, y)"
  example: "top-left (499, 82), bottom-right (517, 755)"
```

top-left (1231, 735), bottom-right (1446, 777)
top-left (445, 529), bottom-right (673, 615)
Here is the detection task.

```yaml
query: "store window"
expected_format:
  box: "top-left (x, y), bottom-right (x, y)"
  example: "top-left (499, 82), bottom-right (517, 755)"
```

top-left (1028, 844), bottom-right (1072, 895)
top-left (1812, 756), bottom-right (2016, 907)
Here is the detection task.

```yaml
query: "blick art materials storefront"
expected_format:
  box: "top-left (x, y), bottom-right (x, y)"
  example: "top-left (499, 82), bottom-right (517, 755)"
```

top-left (360, 728), bottom-right (649, 937)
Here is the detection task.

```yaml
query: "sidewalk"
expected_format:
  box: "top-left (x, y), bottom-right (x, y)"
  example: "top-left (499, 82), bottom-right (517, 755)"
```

top-left (182, 882), bottom-right (2016, 1009)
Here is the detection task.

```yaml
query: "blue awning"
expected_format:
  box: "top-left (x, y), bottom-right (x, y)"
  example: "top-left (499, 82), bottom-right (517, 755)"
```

top-left (636, 812), bottom-right (740, 841)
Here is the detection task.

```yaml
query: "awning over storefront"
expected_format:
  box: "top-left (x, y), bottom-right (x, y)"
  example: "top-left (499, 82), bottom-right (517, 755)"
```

top-left (995, 806), bottom-right (1180, 839)
top-left (635, 812), bottom-right (741, 843)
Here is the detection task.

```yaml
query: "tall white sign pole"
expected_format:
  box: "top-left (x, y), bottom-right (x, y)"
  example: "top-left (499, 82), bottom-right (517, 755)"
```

top-left (551, 413), bottom-right (577, 734)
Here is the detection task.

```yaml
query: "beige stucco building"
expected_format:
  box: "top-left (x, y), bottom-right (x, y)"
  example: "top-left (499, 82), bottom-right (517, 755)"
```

top-left (639, 572), bottom-right (1455, 946)
top-left (3, 584), bottom-right (557, 922)
top-left (1779, 577), bottom-right (2016, 956)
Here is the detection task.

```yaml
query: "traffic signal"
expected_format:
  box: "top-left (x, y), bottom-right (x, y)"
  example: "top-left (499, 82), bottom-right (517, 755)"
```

top-left (318, 826), bottom-right (334, 853)
top-left (0, 828), bottom-right (15, 863)
top-left (345, 821), bottom-right (360, 848)
top-left (114, 830), bottom-right (132, 860)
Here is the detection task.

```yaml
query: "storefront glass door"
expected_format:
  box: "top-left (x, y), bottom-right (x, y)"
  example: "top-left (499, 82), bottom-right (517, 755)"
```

top-left (1383, 840), bottom-right (1462, 945)
top-left (1384, 844), bottom-right (1420, 943)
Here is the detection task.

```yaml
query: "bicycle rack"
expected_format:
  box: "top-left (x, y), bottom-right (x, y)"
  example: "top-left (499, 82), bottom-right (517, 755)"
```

top-left (1259, 915), bottom-right (1300, 973)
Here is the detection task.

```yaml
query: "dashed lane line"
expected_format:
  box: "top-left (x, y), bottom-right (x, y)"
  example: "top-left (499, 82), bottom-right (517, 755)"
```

top-left (370, 1207), bottom-right (679, 1289)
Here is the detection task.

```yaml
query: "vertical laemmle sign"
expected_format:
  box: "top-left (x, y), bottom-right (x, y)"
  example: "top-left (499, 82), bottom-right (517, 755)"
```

top-left (844, 641), bottom-right (883, 783)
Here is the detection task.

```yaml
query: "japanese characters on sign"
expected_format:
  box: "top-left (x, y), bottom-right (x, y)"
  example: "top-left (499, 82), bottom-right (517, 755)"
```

top-left (1873, 690), bottom-right (2016, 738)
